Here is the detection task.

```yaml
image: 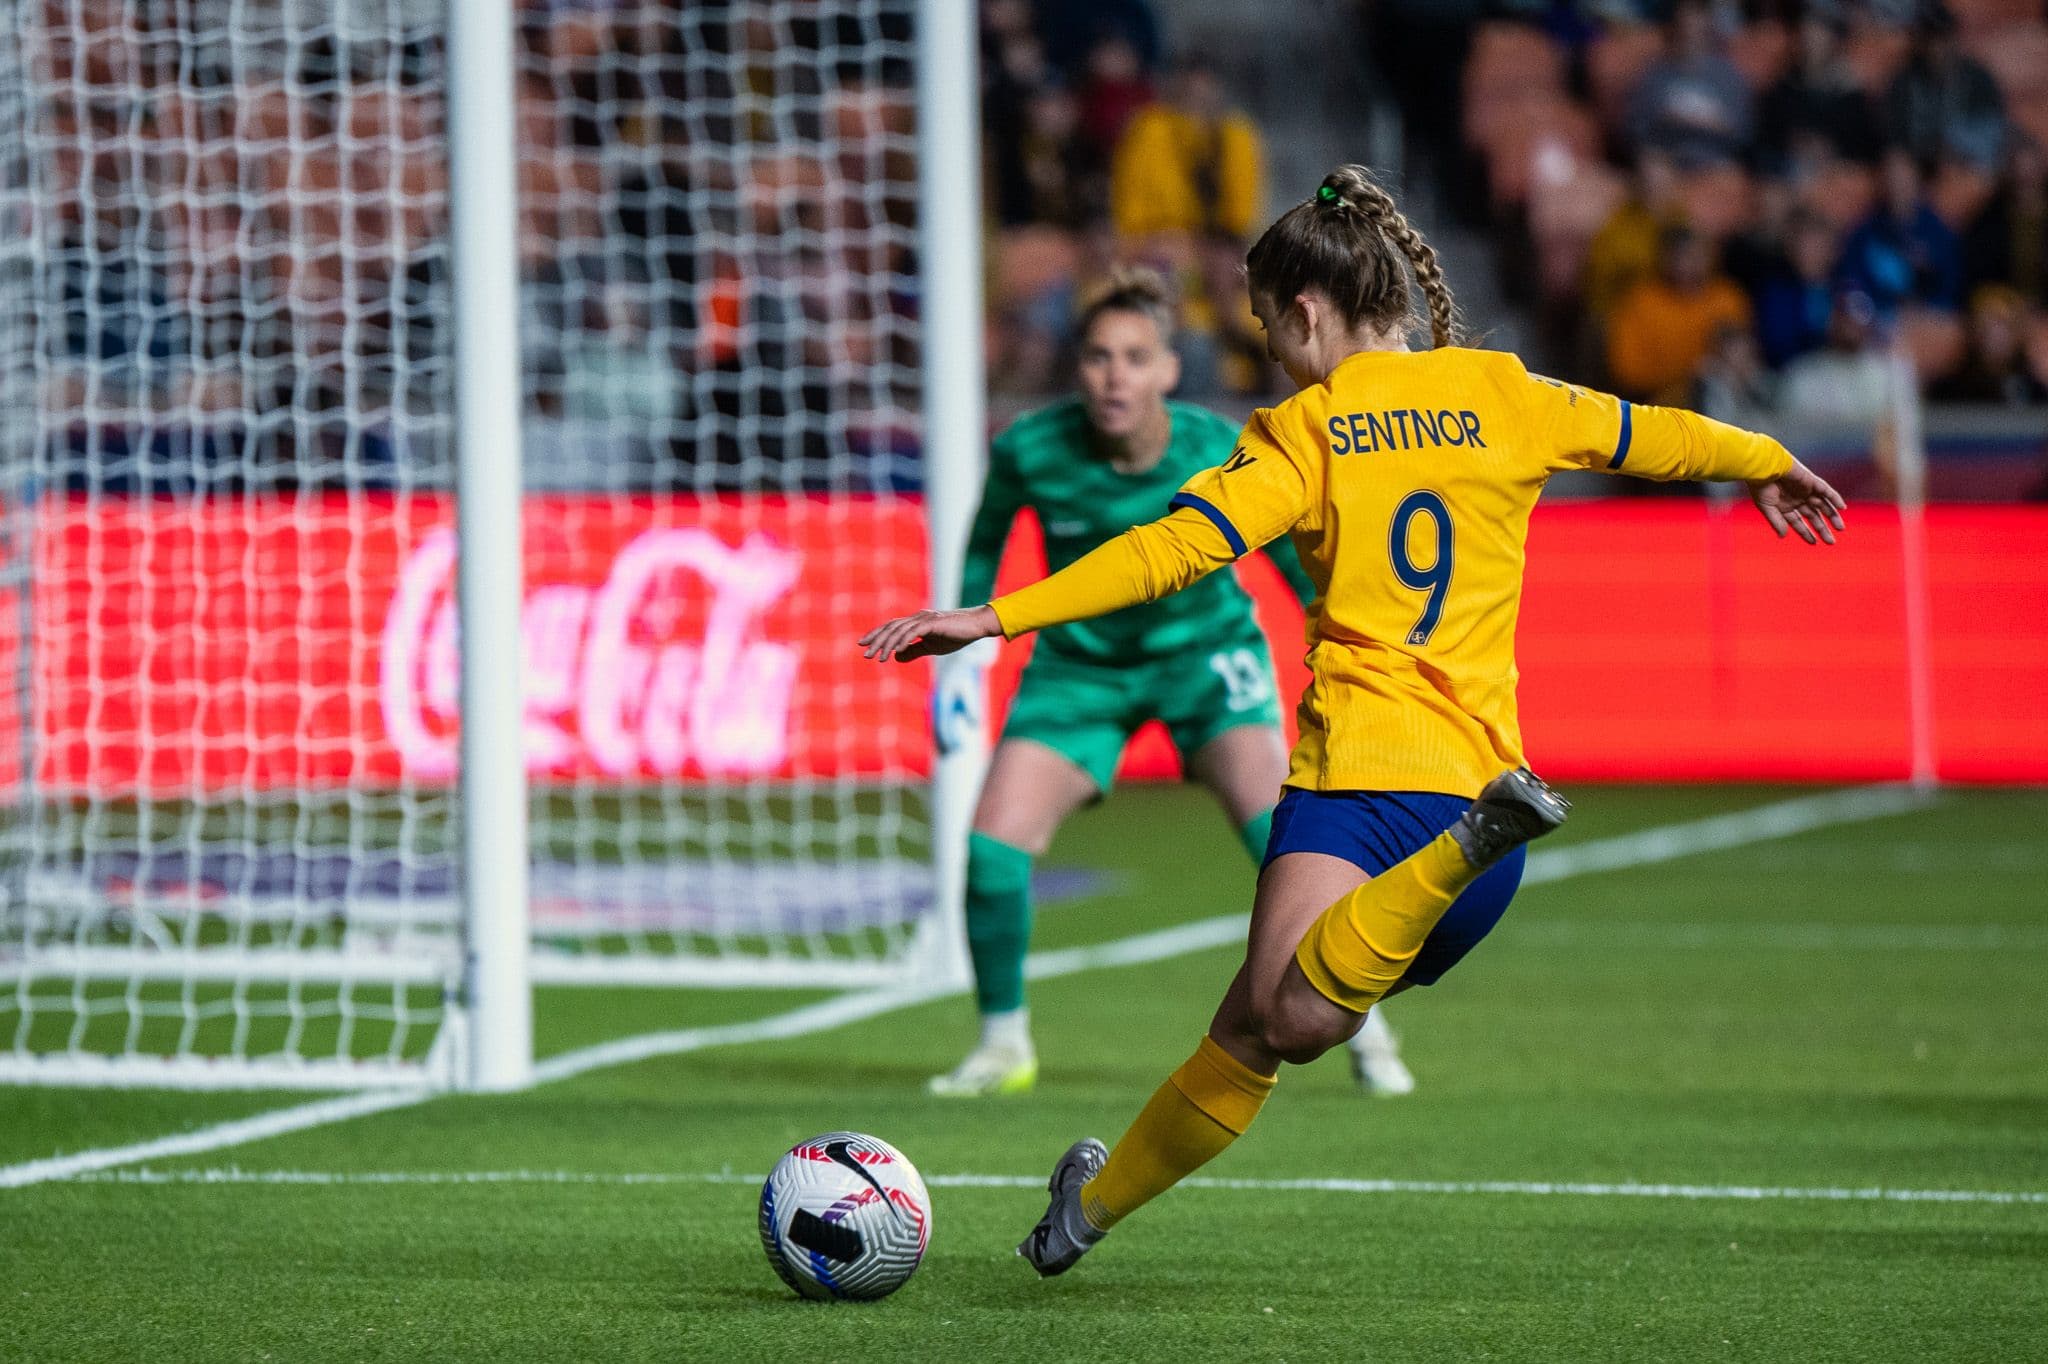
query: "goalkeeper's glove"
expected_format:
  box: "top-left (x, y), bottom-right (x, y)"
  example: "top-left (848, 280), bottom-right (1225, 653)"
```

top-left (931, 635), bottom-right (998, 756)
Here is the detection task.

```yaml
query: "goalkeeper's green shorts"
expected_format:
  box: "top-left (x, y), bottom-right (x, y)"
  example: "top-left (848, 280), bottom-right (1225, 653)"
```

top-left (998, 628), bottom-right (1285, 794)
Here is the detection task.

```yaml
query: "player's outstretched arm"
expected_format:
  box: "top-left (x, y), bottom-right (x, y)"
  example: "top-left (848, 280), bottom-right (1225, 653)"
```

top-left (1747, 458), bottom-right (1846, 546)
top-left (860, 604), bottom-right (1003, 663)
top-left (861, 504), bottom-right (1243, 663)
top-left (1535, 375), bottom-right (1849, 548)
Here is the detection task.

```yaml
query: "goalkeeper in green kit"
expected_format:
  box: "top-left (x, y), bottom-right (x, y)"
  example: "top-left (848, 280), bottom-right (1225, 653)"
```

top-left (930, 268), bottom-right (1413, 1098)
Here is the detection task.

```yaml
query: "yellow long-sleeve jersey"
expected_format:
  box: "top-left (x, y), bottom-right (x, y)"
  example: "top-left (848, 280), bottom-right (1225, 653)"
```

top-left (989, 347), bottom-right (1794, 797)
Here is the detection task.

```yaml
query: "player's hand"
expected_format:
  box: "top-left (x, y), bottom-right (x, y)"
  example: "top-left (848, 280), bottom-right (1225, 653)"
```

top-left (860, 604), bottom-right (1003, 662)
top-left (1748, 460), bottom-right (1846, 545)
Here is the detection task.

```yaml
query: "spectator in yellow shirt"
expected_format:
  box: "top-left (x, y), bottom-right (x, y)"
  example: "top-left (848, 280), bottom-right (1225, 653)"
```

top-left (1110, 58), bottom-right (1265, 244)
top-left (1581, 151), bottom-right (1685, 321)
top-left (1607, 225), bottom-right (1753, 404)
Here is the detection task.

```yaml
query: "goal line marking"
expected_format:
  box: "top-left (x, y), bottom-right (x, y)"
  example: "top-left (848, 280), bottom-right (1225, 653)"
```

top-left (0, 785), bottom-right (1935, 1191)
top-left (72, 1166), bottom-right (2048, 1208)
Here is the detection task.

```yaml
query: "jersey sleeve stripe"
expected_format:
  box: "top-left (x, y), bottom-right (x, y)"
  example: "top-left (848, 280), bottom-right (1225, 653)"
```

top-left (1608, 400), bottom-right (1633, 469)
top-left (1168, 492), bottom-right (1248, 557)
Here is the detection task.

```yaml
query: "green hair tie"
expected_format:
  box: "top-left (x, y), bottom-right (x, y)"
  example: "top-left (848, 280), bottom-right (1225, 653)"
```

top-left (1317, 184), bottom-right (1340, 205)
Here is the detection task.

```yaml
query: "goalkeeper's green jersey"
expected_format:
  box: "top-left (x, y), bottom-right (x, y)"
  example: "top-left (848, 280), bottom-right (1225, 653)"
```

top-left (961, 398), bottom-right (1313, 663)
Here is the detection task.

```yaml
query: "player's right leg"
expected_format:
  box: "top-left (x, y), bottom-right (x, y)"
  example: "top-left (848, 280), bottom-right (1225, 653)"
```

top-left (1285, 769), bottom-right (1570, 1022)
top-left (929, 739), bottom-right (1099, 1098)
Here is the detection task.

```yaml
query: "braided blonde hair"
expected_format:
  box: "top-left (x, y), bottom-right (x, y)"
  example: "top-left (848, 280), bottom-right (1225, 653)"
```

top-left (1244, 163), bottom-right (1459, 349)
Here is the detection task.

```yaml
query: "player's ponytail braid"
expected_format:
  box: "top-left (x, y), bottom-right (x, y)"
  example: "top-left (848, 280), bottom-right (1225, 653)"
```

top-left (1327, 167), bottom-right (1459, 350)
top-left (1245, 163), bottom-right (1460, 349)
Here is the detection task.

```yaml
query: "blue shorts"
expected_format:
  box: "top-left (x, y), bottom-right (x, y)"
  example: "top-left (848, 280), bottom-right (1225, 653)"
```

top-left (1263, 788), bottom-right (1525, 988)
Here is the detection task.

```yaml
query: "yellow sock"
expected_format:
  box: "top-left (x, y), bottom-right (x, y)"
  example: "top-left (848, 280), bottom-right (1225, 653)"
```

top-left (1079, 1036), bottom-right (1275, 1232)
top-left (1294, 831), bottom-right (1480, 1012)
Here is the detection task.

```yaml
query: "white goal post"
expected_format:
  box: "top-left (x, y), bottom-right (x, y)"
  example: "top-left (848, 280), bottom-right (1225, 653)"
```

top-left (0, 0), bottom-right (983, 1090)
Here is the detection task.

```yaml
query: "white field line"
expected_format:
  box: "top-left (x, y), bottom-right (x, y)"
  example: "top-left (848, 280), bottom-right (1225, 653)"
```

top-left (523, 910), bottom-right (1266, 1086)
top-left (1516, 922), bottom-right (2048, 951)
top-left (72, 1166), bottom-right (2048, 1208)
top-left (529, 984), bottom-right (950, 1085)
top-left (0, 1090), bottom-right (428, 1190)
top-left (1515, 785), bottom-right (1935, 886)
top-left (0, 786), bottom-right (1938, 1191)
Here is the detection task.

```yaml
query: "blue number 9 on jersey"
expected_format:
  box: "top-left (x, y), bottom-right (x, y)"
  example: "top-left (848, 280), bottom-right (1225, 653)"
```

top-left (1389, 490), bottom-right (1454, 646)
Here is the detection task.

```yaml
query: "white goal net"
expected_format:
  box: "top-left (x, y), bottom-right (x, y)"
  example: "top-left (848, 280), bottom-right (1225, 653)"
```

top-left (0, 0), bottom-right (967, 1089)
top-left (507, 0), bottom-right (944, 991)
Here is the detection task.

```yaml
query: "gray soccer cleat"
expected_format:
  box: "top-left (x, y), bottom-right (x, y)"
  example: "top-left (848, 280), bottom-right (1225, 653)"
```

top-left (1016, 1137), bottom-right (1108, 1277)
top-left (1450, 766), bottom-right (1572, 870)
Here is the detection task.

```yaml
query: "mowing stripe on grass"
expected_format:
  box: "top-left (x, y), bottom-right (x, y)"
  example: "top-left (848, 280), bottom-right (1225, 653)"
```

top-left (524, 913), bottom-right (1261, 1085)
top-left (0, 785), bottom-right (1938, 1191)
top-left (74, 1166), bottom-right (2048, 1207)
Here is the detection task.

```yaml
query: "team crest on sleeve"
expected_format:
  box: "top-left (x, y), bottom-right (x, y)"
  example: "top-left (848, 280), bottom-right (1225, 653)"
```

top-left (1529, 373), bottom-right (1582, 405)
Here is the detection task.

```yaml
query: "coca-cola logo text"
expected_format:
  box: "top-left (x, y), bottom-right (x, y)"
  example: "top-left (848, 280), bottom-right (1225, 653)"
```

top-left (379, 527), bottom-right (801, 778)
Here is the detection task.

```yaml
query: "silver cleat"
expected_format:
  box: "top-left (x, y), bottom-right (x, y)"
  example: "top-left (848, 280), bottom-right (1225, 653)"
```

top-left (1016, 1137), bottom-right (1108, 1277)
top-left (1450, 766), bottom-right (1572, 870)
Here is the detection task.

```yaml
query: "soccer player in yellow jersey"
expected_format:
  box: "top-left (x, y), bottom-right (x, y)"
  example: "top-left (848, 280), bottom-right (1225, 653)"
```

top-left (862, 164), bottom-right (1846, 1277)
top-left (927, 269), bottom-right (1417, 1101)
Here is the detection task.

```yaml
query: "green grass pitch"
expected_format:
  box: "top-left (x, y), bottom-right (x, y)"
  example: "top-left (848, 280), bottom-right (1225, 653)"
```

top-left (3, 785), bottom-right (2045, 1362)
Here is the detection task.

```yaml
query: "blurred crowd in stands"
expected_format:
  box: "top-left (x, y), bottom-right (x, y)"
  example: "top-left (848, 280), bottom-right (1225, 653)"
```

top-left (31, 0), bottom-right (930, 488)
top-left (978, 0), bottom-right (1278, 397)
top-left (1440, 0), bottom-right (2048, 425)
top-left (24, 0), bottom-right (2044, 497)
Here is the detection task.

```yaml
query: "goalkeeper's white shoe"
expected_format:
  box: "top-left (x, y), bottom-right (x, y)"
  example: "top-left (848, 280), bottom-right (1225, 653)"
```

top-left (927, 1043), bottom-right (1038, 1098)
top-left (1346, 1010), bottom-right (1415, 1097)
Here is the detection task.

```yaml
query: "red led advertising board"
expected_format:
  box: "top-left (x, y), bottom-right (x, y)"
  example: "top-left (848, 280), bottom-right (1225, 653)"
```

top-left (11, 497), bottom-right (2046, 795)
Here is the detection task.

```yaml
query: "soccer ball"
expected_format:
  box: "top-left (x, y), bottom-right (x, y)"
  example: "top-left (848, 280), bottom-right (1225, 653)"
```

top-left (758, 1131), bottom-right (932, 1300)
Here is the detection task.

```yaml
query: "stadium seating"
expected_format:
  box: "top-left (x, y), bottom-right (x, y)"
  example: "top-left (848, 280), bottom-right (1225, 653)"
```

top-left (1529, 161), bottom-right (1629, 303)
top-left (1900, 308), bottom-right (1970, 381)
top-left (1676, 164), bottom-right (1760, 243)
top-left (1843, 22), bottom-right (1912, 93)
top-left (1586, 25), bottom-right (1664, 129)
top-left (1458, 10), bottom-right (2048, 406)
top-left (1727, 20), bottom-right (1794, 90)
